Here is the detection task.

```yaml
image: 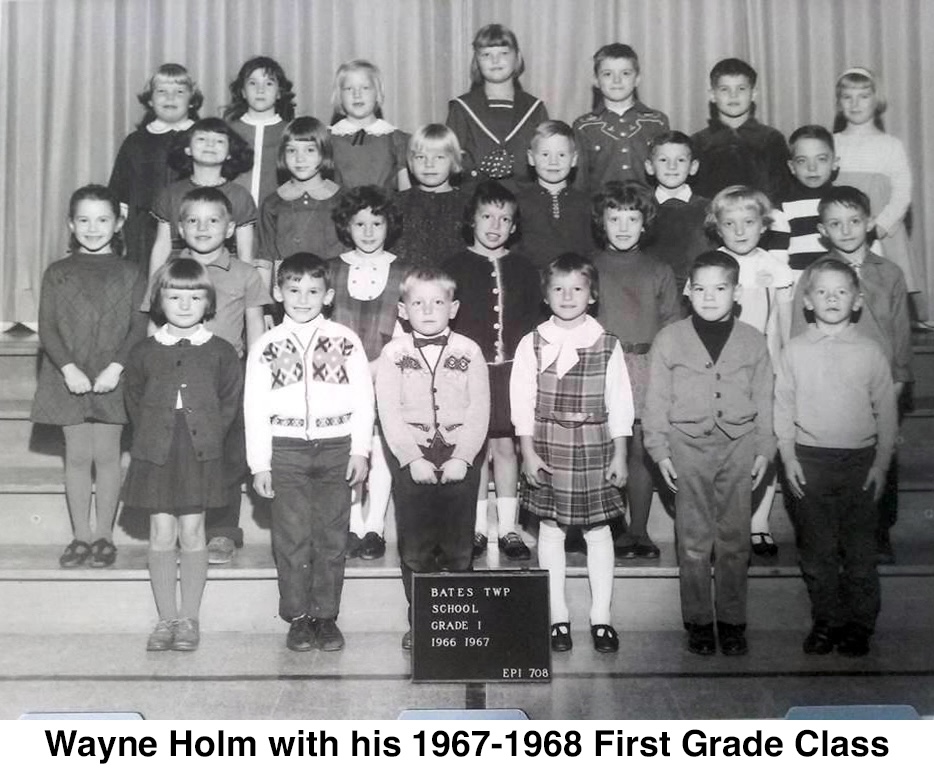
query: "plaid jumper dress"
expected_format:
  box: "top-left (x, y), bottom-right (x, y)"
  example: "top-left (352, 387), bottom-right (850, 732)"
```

top-left (523, 330), bottom-right (626, 526)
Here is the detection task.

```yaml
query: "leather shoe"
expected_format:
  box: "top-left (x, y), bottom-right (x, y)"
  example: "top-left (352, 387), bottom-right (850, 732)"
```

top-left (717, 621), bottom-right (748, 656)
top-left (498, 532), bottom-right (531, 560)
top-left (836, 623), bottom-right (871, 657)
top-left (590, 624), bottom-right (619, 653)
top-left (401, 630), bottom-right (413, 651)
top-left (686, 622), bottom-right (716, 655)
top-left (286, 616), bottom-right (315, 652)
top-left (550, 622), bottom-right (572, 652)
top-left (803, 622), bottom-right (835, 655)
top-left (315, 618), bottom-right (345, 651)
top-left (360, 532), bottom-right (386, 560)
top-left (472, 532), bottom-right (488, 558)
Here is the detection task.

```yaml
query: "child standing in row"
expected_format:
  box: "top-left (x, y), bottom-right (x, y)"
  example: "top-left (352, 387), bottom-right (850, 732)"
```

top-left (225, 56), bottom-right (297, 207)
top-left (376, 267), bottom-right (490, 651)
top-left (443, 181), bottom-right (541, 561)
top-left (515, 120), bottom-right (594, 269)
top-left (573, 43), bottom-right (669, 194)
top-left (109, 63), bottom-right (201, 268)
top-left (149, 118), bottom-right (256, 276)
top-left (330, 186), bottom-right (407, 559)
top-left (592, 182), bottom-right (680, 558)
top-left (125, 259), bottom-right (243, 652)
top-left (511, 254), bottom-right (633, 653)
top-left (393, 124), bottom-right (469, 269)
top-left (32, 185), bottom-right (147, 568)
top-left (329, 60), bottom-right (410, 192)
top-left (259, 117), bottom-right (344, 281)
top-left (707, 186), bottom-right (793, 556)
top-left (447, 24), bottom-right (548, 181)
top-left (643, 132), bottom-right (712, 298)
top-left (644, 250), bottom-right (775, 657)
top-left (245, 253), bottom-right (374, 653)
top-left (691, 58), bottom-right (789, 204)
top-left (776, 258), bottom-right (897, 657)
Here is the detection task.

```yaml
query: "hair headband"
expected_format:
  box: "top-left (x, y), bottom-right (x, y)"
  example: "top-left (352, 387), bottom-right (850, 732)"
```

top-left (837, 66), bottom-right (876, 84)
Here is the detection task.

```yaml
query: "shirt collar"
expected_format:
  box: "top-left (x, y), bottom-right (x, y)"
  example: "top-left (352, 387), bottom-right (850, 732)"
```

top-left (340, 250), bottom-right (396, 267)
top-left (329, 118), bottom-right (397, 137)
top-left (146, 118), bottom-right (194, 134)
top-left (240, 113), bottom-right (283, 127)
top-left (178, 248), bottom-right (231, 270)
top-left (804, 323), bottom-right (859, 342)
top-left (655, 185), bottom-right (693, 203)
top-left (154, 324), bottom-right (212, 345)
top-left (537, 315), bottom-right (604, 379)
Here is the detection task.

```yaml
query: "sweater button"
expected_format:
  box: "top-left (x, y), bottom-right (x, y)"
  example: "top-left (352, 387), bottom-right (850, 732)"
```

top-left (715, 373), bottom-right (721, 380)
top-left (717, 410), bottom-right (723, 417)
top-left (705, 362), bottom-right (713, 369)
top-left (176, 360), bottom-right (182, 367)
top-left (714, 392), bottom-right (721, 399)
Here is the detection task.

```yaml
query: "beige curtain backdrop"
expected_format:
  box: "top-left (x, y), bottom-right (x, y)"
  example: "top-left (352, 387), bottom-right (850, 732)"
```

top-left (1, 0), bottom-right (931, 324)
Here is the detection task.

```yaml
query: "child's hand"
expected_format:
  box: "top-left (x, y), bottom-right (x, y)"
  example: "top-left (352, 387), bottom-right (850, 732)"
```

top-left (658, 458), bottom-right (678, 492)
top-left (253, 471), bottom-right (275, 499)
top-left (863, 466), bottom-right (885, 502)
top-left (521, 451), bottom-right (553, 489)
top-left (784, 459), bottom-right (807, 499)
top-left (346, 455), bottom-right (369, 487)
top-left (751, 455), bottom-right (769, 489)
top-left (92, 363), bottom-right (123, 393)
top-left (62, 364), bottom-right (92, 395)
top-left (439, 458), bottom-right (468, 484)
top-left (605, 450), bottom-right (628, 489)
top-left (409, 458), bottom-right (438, 485)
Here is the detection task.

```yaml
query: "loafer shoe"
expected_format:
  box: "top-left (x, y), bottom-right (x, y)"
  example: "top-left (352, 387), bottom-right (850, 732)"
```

top-left (172, 618), bottom-right (200, 651)
top-left (146, 619), bottom-right (176, 652)
top-left (207, 536), bottom-right (235, 565)
top-left (286, 616), bottom-right (315, 652)
top-left (315, 618), bottom-right (345, 651)
top-left (550, 622), bottom-right (572, 652)
top-left (360, 532), bottom-right (386, 560)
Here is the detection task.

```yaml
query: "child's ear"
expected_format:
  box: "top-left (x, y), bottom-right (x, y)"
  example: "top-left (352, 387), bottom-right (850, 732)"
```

top-left (224, 221), bottom-right (236, 239)
top-left (273, 284), bottom-right (284, 303)
top-left (448, 299), bottom-right (460, 320)
top-left (816, 222), bottom-right (828, 239)
top-left (526, 148), bottom-right (535, 167)
top-left (802, 292), bottom-right (814, 311)
top-left (184, 146), bottom-right (192, 157)
top-left (397, 301), bottom-right (409, 322)
top-left (323, 288), bottom-right (335, 306)
top-left (570, 151), bottom-right (578, 168)
top-left (689, 158), bottom-right (699, 176)
top-left (853, 292), bottom-right (864, 312)
top-left (114, 216), bottom-right (126, 234)
top-left (732, 283), bottom-right (743, 303)
top-left (644, 159), bottom-right (656, 177)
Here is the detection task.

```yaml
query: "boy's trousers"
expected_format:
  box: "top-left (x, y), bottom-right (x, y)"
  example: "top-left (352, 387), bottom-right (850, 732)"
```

top-left (270, 435), bottom-right (352, 622)
top-left (796, 444), bottom-right (880, 631)
top-left (670, 427), bottom-right (754, 626)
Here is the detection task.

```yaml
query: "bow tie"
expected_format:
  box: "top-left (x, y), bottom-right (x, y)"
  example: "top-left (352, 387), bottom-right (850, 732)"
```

top-left (176, 338), bottom-right (192, 347)
top-left (414, 335), bottom-right (447, 348)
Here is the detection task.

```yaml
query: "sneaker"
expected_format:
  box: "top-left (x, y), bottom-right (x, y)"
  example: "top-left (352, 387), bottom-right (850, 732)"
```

top-left (590, 624), bottom-right (620, 653)
top-left (550, 622), bottom-right (573, 652)
top-left (59, 539), bottom-right (92, 568)
top-left (751, 532), bottom-right (778, 557)
top-left (346, 533), bottom-right (363, 559)
top-left (359, 532), bottom-right (386, 560)
top-left (146, 619), bottom-right (176, 652)
top-left (498, 532), bottom-right (531, 561)
top-left (803, 622), bottom-right (836, 655)
top-left (207, 536), bottom-right (235, 565)
top-left (171, 618), bottom-right (200, 651)
top-left (315, 618), bottom-right (345, 651)
top-left (837, 623), bottom-right (871, 657)
top-left (472, 532), bottom-right (488, 559)
top-left (717, 622), bottom-right (748, 656)
top-left (286, 616), bottom-right (315, 652)
top-left (401, 630), bottom-right (413, 651)
top-left (632, 537), bottom-right (661, 559)
top-left (89, 538), bottom-right (117, 568)
top-left (686, 622), bottom-right (716, 655)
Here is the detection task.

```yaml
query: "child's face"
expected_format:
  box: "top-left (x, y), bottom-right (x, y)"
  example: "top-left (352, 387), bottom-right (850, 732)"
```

top-left (645, 143), bottom-right (697, 190)
top-left (603, 207), bottom-right (644, 252)
top-left (472, 201), bottom-right (516, 252)
top-left (817, 202), bottom-right (873, 255)
top-left (284, 139), bottom-right (323, 182)
top-left (527, 135), bottom-right (577, 186)
top-left (398, 280), bottom-right (459, 337)
top-left (410, 142), bottom-right (455, 191)
top-left (476, 46), bottom-right (518, 84)
top-left (709, 74), bottom-right (755, 121)
top-left (149, 75), bottom-right (193, 124)
top-left (161, 288), bottom-right (210, 332)
top-left (187, 130), bottom-right (230, 167)
top-left (178, 201), bottom-right (235, 257)
top-left (340, 70), bottom-right (378, 121)
top-left (274, 274), bottom-right (334, 324)
top-left (545, 270), bottom-right (595, 328)
top-left (594, 57), bottom-right (640, 105)
top-left (689, 266), bottom-right (740, 323)
top-left (349, 208), bottom-right (388, 255)
top-left (242, 68), bottom-right (280, 114)
top-left (838, 84), bottom-right (877, 127)
top-left (803, 269), bottom-right (862, 327)
top-left (69, 199), bottom-right (123, 254)
top-left (716, 204), bottom-right (764, 256)
top-left (788, 138), bottom-right (837, 188)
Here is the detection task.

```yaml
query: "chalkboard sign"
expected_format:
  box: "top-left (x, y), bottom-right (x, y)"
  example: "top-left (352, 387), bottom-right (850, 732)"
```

top-left (411, 570), bottom-right (551, 683)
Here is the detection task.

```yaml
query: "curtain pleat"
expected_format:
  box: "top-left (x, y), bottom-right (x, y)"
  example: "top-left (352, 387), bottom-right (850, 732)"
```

top-left (1, 0), bottom-right (931, 322)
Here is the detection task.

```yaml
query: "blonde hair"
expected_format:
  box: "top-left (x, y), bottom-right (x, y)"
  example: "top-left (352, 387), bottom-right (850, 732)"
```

top-left (834, 66), bottom-right (886, 131)
top-left (705, 185), bottom-right (773, 237)
top-left (331, 59), bottom-right (384, 115)
top-left (408, 124), bottom-right (463, 174)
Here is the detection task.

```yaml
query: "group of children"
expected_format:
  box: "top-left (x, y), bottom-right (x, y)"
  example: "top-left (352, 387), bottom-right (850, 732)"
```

top-left (31, 24), bottom-right (916, 659)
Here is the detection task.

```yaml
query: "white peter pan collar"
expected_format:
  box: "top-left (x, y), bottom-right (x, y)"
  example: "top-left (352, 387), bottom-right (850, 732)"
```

top-left (329, 118), bottom-right (398, 136)
top-left (537, 315), bottom-right (604, 379)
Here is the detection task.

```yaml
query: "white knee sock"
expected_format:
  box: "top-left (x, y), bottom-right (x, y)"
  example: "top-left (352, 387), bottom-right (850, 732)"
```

top-left (584, 525), bottom-right (615, 626)
top-left (538, 524), bottom-right (569, 624)
top-left (751, 478), bottom-right (777, 535)
top-left (496, 497), bottom-right (519, 539)
top-left (363, 436), bottom-right (391, 536)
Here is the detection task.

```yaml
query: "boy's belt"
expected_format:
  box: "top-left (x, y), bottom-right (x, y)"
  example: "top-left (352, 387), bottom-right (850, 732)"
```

top-left (621, 342), bottom-right (651, 354)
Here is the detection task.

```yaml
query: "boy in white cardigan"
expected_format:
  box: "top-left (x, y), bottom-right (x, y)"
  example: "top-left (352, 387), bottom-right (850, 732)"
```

top-left (376, 266), bottom-right (491, 651)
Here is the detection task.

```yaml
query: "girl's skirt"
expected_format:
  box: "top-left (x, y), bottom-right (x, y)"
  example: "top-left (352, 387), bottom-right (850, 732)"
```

top-left (123, 411), bottom-right (225, 517)
top-left (521, 418), bottom-right (625, 527)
